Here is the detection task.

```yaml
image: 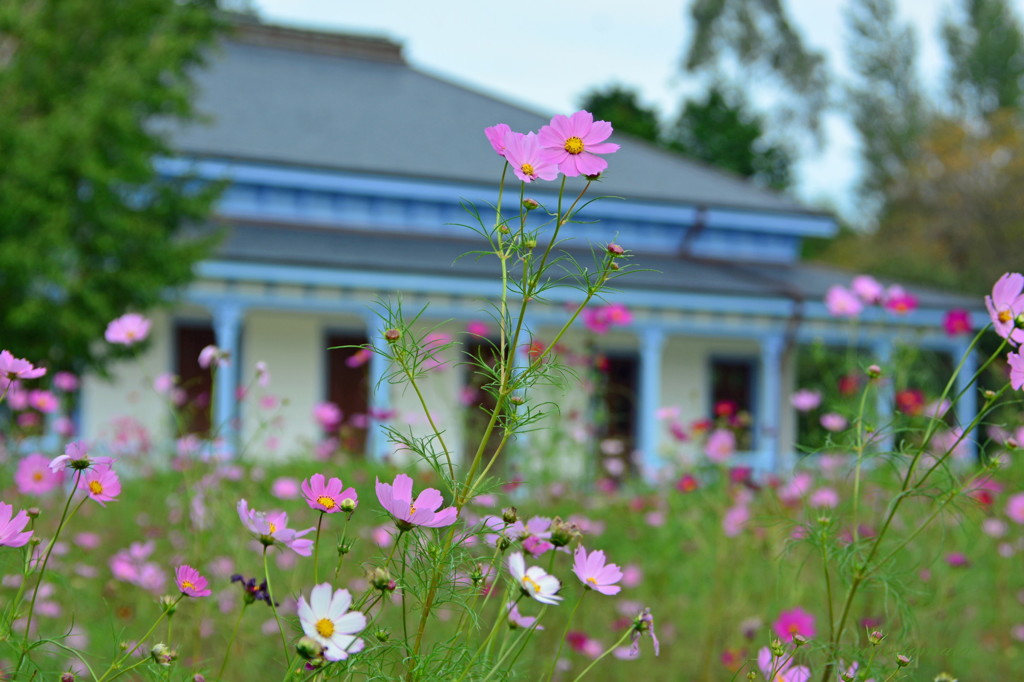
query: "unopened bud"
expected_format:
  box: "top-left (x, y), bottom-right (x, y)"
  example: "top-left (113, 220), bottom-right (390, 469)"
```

top-left (337, 540), bottom-right (352, 555)
top-left (159, 595), bottom-right (178, 615)
top-left (60, 673), bottom-right (75, 682)
top-left (296, 636), bottom-right (323, 661)
top-left (896, 653), bottom-right (911, 667)
top-left (369, 567), bottom-right (394, 591)
top-left (502, 507), bottom-right (518, 525)
top-left (549, 517), bottom-right (579, 548)
top-left (340, 498), bottom-right (357, 513)
top-left (193, 676), bottom-right (206, 682)
top-left (26, 507), bottom-right (41, 519)
top-left (1015, 313), bottom-right (1024, 329)
top-left (841, 672), bottom-right (855, 682)
top-left (747, 673), bottom-right (758, 681)
top-left (374, 628), bottom-right (390, 642)
top-left (869, 630), bottom-right (885, 645)
top-left (385, 329), bottom-right (401, 343)
top-left (509, 395), bottom-right (525, 406)
top-left (609, 261), bottom-right (620, 271)
top-left (28, 536), bottom-right (41, 547)
top-left (522, 198), bottom-right (540, 211)
top-left (497, 535), bottom-right (511, 551)
top-left (867, 364), bottom-right (881, 378)
top-left (770, 638), bottom-right (785, 657)
top-left (150, 643), bottom-right (177, 667)
top-left (933, 673), bottom-right (958, 682)
top-left (607, 243), bottom-right (624, 256)
top-left (524, 237), bottom-right (537, 249)
top-left (792, 634), bottom-right (808, 646)
top-left (584, 173), bottom-right (602, 181)
top-left (498, 225), bottom-right (510, 234)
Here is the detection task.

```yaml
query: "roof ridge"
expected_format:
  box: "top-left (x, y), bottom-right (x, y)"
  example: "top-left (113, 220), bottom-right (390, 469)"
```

top-left (224, 13), bottom-right (405, 64)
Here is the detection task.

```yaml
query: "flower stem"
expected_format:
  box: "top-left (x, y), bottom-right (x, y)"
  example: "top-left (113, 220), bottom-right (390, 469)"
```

top-left (98, 595), bottom-right (183, 682)
top-left (570, 627), bottom-right (632, 682)
top-left (217, 603), bottom-right (248, 681)
top-left (545, 590), bottom-right (585, 681)
top-left (313, 511), bottom-right (324, 585)
top-left (264, 547), bottom-right (291, 666)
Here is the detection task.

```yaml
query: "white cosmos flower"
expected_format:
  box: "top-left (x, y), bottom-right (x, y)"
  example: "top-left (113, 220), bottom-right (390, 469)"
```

top-left (297, 583), bottom-right (367, 661)
top-left (508, 551), bottom-right (562, 605)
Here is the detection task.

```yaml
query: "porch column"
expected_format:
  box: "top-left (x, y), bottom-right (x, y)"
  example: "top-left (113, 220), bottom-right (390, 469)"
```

top-left (953, 340), bottom-right (979, 461)
top-left (872, 338), bottom-right (895, 453)
top-left (211, 302), bottom-right (244, 457)
top-left (364, 316), bottom-right (392, 461)
top-left (758, 333), bottom-right (785, 473)
top-left (637, 327), bottom-right (665, 482)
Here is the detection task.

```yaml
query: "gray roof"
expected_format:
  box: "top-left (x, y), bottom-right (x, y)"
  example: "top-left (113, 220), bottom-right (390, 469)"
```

top-left (171, 20), bottom-right (822, 216)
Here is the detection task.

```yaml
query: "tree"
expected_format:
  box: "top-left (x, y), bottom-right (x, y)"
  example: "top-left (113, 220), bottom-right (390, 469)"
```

top-left (844, 0), bottom-right (930, 216)
top-left (943, 0), bottom-right (1024, 120)
top-left (578, 85), bottom-right (661, 145)
top-left (683, 0), bottom-right (830, 139)
top-left (0, 0), bottom-right (224, 374)
top-left (666, 85), bottom-right (793, 191)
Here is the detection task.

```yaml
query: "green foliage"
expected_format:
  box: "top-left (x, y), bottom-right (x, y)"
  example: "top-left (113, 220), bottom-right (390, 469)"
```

top-left (943, 0), bottom-right (1024, 119)
top-left (666, 86), bottom-right (792, 191)
top-left (578, 85), bottom-right (660, 145)
top-left (0, 0), bottom-right (224, 374)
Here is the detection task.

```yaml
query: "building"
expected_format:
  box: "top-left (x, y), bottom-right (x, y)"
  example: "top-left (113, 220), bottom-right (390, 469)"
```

top-left (80, 17), bottom-right (982, 477)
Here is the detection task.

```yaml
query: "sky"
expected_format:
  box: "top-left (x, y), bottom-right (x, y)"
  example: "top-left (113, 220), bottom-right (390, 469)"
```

top-left (247, 0), bottom-right (1024, 221)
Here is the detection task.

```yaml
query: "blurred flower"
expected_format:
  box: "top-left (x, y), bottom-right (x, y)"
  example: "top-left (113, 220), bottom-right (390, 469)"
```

top-left (943, 309), bottom-right (972, 336)
top-left (175, 565), bottom-right (212, 598)
top-left (895, 389), bottom-right (925, 416)
top-left (629, 608), bottom-right (659, 657)
top-left (375, 474), bottom-right (457, 530)
top-left (773, 607), bottom-right (815, 642)
top-left (271, 477), bottom-right (300, 500)
top-left (0, 502), bottom-right (33, 548)
top-left (790, 389), bottom-right (822, 412)
top-left (313, 402), bottom-right (343, 431)
top-left (0, 350), bottom-right (46, 389)
top-left (572, 546), bottom-right (623, 595)
top-left (851, 275), bottom-right (884, 304)
top-left (722, 504), bottom-right (749, 537)
top-left (884, 285), bottom-right (917, 314)
top-left (825, 285), bottom-right (863, 317)
top-left (302, 474), bottom-right (357, 513)
top-left (507, 602), bottom-right (542, 630)
top-left (675, 474), bottom-right (699, 493)
top-left (198, 345), bottom-right (228, 369)
top-left (104, 313), bottom-right (151, 345)
top-left (297, 583), bottom-right (366, 661)
top-left (820, 413), bottom-right (848, 432)
top-left (538, 110), bottom-right (619, 177)
top-left (1005, 493), bottom-right (1024, 524)
top-left (345, 348), bottom-right (372, 368)
top-left (466, 320), bottom-right (489, 337)
top-left (52, 372), bottom-right (78, 392)
top-left (704, 428), bottom-right (736, 463)
top-left (758, 647), bottom-right (810, 682)
top-left (1009, 351), bottom-right (1024, 391)
top-left (15, 453), bottom-right (63, 495)
top-left (945, 552), bottom-right (970, 568)
top-left (809, 487), bottom-right (840, 509)
top-left (508, 552), bottom-right (562, 605)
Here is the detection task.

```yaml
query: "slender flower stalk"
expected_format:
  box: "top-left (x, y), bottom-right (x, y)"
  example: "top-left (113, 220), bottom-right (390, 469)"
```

top-left (97, 595), bottom-right (184, 682)
top-left (263, 546), bottom-right (291, 665)
top-left (570, 627), bottom-right (633, 682)
top-left (545, 590), bottom-right (585, 681)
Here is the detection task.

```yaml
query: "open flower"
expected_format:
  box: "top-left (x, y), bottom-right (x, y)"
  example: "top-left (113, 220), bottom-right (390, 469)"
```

top-left (104, 313), bottom-right (151, 345)
top-left (537, 110), bottom-right (619, 177)
top-left (15, 453), bottom-right (64, 495)
top-left (484, 123), bottom-right (512, 157)
top-left (0, 502), bottom-right (33, 548)
top-left (507, 602), bottom-right (543, 630)
top-left (237, 499), bottom-right (315, 555)
top-left (758, 647), bottom-right (810, 682)
top-left (825, 285), bottom-right (864, 317)
top-left (773, 607), bottom-right (815, 642)
top-left (375, 474), bottom-right (457, 530)
top-left (0, 350), bottom-right (46, 390)
top-left (175, 565), bottom-right (212, 598)
top-left (503, 131), bottom-right (559, 183)
top-left (572, 546), bottom-right (623, 595)
top-left (297, 583), bottom-right (366, 661)
top-left (78, 463), bottom-right (121, 506)
top-left (986, 273), bottom-right (1024, 343)
top-left (302, 474), bottom-right (357, 513)
top-left (508, 551), bottom-right (562, 605)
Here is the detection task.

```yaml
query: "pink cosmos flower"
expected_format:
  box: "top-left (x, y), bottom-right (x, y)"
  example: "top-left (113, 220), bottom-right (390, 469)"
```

top-left (175, 565), bottom-right (212, 598)
top-left (704, 428), bottom-right (736, 463)
top-left (722, 504), bottom-right (750, 537)
top-left (883, 285), bottom-right (918, 314)
top-left (537, 110), bottom-right (620, 177)
top-left (507, 601), bottom-right (542, 630)
top-left (629, 608), bottom-right (659, 657)
top-left (572, 546), bottom-right (623, 595)
top-left (198, 344), bottom-right (229, 369)
top-left (28, 390), bottom-right (58, 414)
top-left (820, 412), bottom-right (848, 432)
top-left (0, 502), bottom-right (33, 548)
top-left (1008, 351), bottom-right (1024, 391)
top-left (986, 273), bottom-right (1024, 343)
top-left (773, 607), bottom-right (815, 642)
top-left (345, 348), bottom-right (372, 368)
top-left (0, 350), bottom-right (46, 390)
top-left (484, 123), bottom-right (513, 157)
top-left (757, 647), bottom-right (811, 682)
top-left (302, 474), bottom-right (358, 513)
top-left (237, 500), bottom-right (315, 556)
top-left (78, 464), bottom-right (121, 506)
top-left (271, 477), bottom-right (300, 500)
top-left (15, 453), bottom-right (64, 495)
top-left (944, 309), bottom-right (972, 336)
top-left (503, 131), bottom-right (559, 183)
top-left (50, 441), bottom-right (112, 473)
top-left (790, 389), bottom-right (822, 412)
top-left (466, 321), bottom-right (489, 337)
top-left (851, 275), bottom-right (884, 304)
top-left (375, 474), bottom-right (457, 530)
top-left (313, 402), bottom-right (343, 430)
top-left (53, 371), bottom-right (79, 392)
top-left (1006, 493), bottom-right (1024, 524)
top-left (825, 285), bottom-right (864, 317)
top-left (104, 313), bottom-right (151, 345)
top-left (809, 487), bottom-right (840, 509)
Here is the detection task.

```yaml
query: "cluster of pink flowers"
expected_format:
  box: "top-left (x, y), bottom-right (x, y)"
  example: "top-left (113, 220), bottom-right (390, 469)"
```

top-left (825, 275), bottom-right (918, 318)
top-left (485, 110), bottom-right (620, 182)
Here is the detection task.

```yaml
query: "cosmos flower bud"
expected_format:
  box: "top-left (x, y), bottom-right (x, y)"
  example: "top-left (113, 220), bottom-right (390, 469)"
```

top-left (792, 634), bottom-right (808, 646)
top-left (524, 237), bottom-right (537, 249)
top-left (193, 676), bottom-right (206, 682)
top-left (502, 507), bottom-right (518, 524)
top-left (296, 636), bottom-right (324, 661)
top-left (340, 497), bottom-right (357, 513)
top-left (607, 243), bottom-right (624, 256)
top-left (747, 674), bottom-right (758, 681)
top-left (60, 673), bottom-right (76, 682)
top-left (867, 364), bottom-right (882, 378)
top-left (841, 672), bottom-right (855, 682)
top-left (584, 172), bottom-right (602, 181)
top-left (549, 517), bottom-right (579, 548)
top-left (369, 567), bottom-right (394, 591)
top-left (159, 595), bottom-right (178, 615)
top-left (983, 389), bottom-right (997, 400)
top-left (470, 563), bottom-right (487, 587)
top-left (374, 628), bottom-right (390, 642)
top-left (869, 630), bottom-right (885, 645)
top-left (509, 395), bottom-right (525, 406)
top-left (26, 507), bottom-right (40, 519)
top-left (498, 225), bottom-right (510, 234)
top-left (385, 328), bottom-right (401, 343)
top-left (522, 198), bottom-right (540, 211)
top-left (770, 639), bottom-right (785, 657)
top-left (337, 539), bottom-right (352, 555)
top-left (896, 653), bottom-right (911, 667)
top-left (610, 261), bottom-right (620, 271)
top-left (150, 643), bottom-right (177, 666)
top-left (1015, 313), bottom-right (1024, 329)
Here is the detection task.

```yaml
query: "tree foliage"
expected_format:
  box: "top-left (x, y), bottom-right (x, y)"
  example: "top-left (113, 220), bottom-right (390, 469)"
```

top-left (0, 0), bottom-right (224, 373)
top-left (943, 0), bottom-right (1024, 120)
top-left (578, 85), bottom-right (661, 145)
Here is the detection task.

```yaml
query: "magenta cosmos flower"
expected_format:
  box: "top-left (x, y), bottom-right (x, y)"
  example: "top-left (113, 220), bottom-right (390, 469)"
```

top-left (0, 502), bottom-right (33, 548)
top-left (302, 474), bottom-right (358, 513)
top-left (538, 110), bottom-right (620, 177)
top-left (237, 499), bottom-right (315, 555)
top-left (1008, 351), bottom-right (1024, 391)
top-left (572, 546), bottom-right (623, 595)
top-left (50, 441), bottom-right (113, 473)
top-left (375, 474), bottom-right (457, 530)
top-left (986, 273), bottom-right (1024, 343)
top-left (484, 123), bottom-right (512, 157)
top-left (0, 349), bottom-right (46, 390)
top-left (175, 564), bottom-right (212, 597)
top-left (790, 388), bottom-right (822, 412)
top-left (104, 313), bottom-right (151, 345)
top-left (15, 453), bottom-right (64, 495)
top-left (944, 309), bottom-right (972, 336)
top-left (78, 463), bottom-right (121, 506)
top-left (825, 285), bottom-right (864, 317)
top-left (773, 607), bottom-right (816, 642)
top-left (503, 131), bottom-right (559, 183)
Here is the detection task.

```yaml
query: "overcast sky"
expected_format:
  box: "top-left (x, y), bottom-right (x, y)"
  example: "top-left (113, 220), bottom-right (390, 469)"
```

top-left (248, 0), bottom-right (1024, 220)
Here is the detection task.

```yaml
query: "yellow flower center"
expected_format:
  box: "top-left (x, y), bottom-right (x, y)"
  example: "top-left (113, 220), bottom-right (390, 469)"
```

top-left (268, 522), bottom-right (277, 534)
top-left (564, 136), bottom-right (584, 154)
top-left (408, 505), bottom-right (416, 516)
top-left (32, 472), bottom-right (43, 482)
top-left (315, 617), bottom-right (335, 638)
top-left (586, 577), bottom-right (597, 585)
top-left (521, 163), bottom-right (535, 176)
top-left (126, 330), bottom-right (136, 340)
top-left (181, 580), bottom-right (196, 590)
top-left (999, 309), bottom-right (1012, 323)
top-left (89, 481), bottom-right (103, 495)
top-left (317, 495), bottom-right (336, 510)
top-left (522, 576), bottom-right (541, 593)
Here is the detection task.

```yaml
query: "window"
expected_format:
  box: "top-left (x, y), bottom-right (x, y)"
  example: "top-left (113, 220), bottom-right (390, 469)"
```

top-left (325, 333), bottom-right (370, 455)
top-left (174, 323), bottom-right (216, 437)
top-left (708, 358), bottom-right (756, 451)
top-left (595, 352), bottom-right (638, 473)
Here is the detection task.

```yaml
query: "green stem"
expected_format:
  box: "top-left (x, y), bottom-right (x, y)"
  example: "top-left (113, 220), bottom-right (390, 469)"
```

top-left (570, 627), bottom-right (632, 682)
top-left (545, 590), bottom-right (585, 681)
top-left (264, 547), bottom-right (291, 666)
top-left (313, 512), bottom-right (324, 585)
top-left (216, 603), bottom-right (248, 681)
top-left (98, 595), bottom-right (183, 682)
top-left (479, 606), bottom-right (547, 682)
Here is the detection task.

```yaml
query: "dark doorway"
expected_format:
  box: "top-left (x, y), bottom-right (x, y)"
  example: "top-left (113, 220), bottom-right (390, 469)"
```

top-left (326, 333), bottom-right (370, 455)
top-left (175, 323), bottom-right (216, 437)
